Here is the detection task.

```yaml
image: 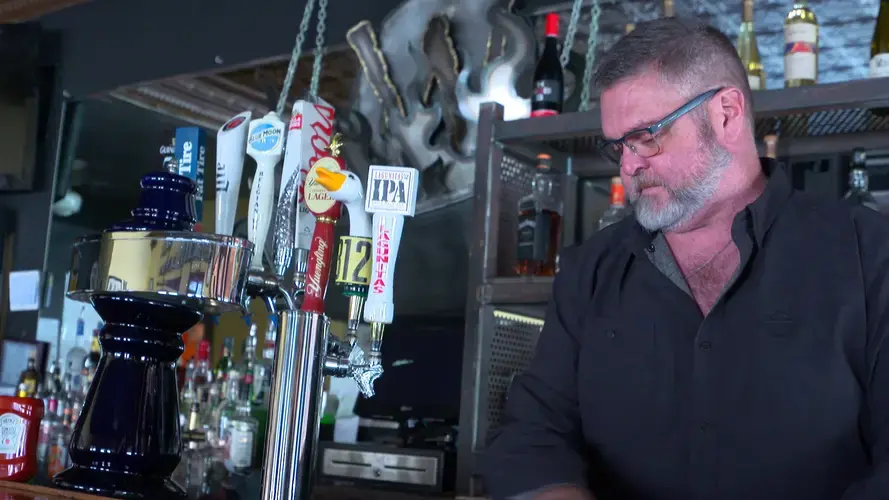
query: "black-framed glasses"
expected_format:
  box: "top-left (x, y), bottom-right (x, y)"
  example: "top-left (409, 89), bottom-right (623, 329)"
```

top-left (595, 87), bottom-right (723, 165)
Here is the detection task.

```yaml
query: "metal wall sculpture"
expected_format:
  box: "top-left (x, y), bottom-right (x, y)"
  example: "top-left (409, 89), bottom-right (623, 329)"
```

top-left (337, 0), bottom-right (538, 213)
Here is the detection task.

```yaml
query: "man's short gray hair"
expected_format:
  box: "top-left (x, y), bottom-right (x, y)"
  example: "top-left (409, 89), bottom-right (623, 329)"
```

top-left (593, 17), bottom-right (753, 122)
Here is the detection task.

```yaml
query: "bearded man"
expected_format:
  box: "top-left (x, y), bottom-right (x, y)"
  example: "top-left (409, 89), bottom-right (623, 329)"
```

top-left (482, 17), bottom-right (889, 500)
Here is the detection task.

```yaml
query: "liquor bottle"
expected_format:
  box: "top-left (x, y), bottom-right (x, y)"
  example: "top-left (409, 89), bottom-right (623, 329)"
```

top-left (213, 337), bottom-right (233, 382)
top-left (599, 177), bottom-right (631, 230)
top-left (738, 0), bottom-right (765, 90)
top-left (531, 13), bottom-right (564, 117)
top-left (515, 153), bottom-right (563, 276)
top-left (250, 321), bottom-right (274, 466)
top-left (844, 149), bottom-right (880, 212)
top-left (193, 340), bottom-right (212, 406)
top-left (663, 0), bottom-right (675, 17)
top-left (212, 375), bottom-right (242, 450)
top-left (66, 310), bottom-right (89, 389)
top-left (241, 333), bottom-right (257, 401)
top-left (784, 0), bottom-right (818, 87)
top-left (872, 0), bottom-right (889, 78)
top-left (17, 358), bottom-right (39, 398)
top-left (226, 399), bottom-right (259, 474)
top-left (764, 134), bottom-right (779, 160)
top-left (84, 329), bottom-right (101, 387)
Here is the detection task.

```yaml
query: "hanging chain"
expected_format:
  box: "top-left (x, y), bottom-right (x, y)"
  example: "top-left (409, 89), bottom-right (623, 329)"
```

top-left (559, 0), bottom-right (584, 68)
top-left (308, 0), bottom-right (328, 99)
top-left (275, 0), bottom-right (317, 116)
top-left (578, 0), bottom-right (601, 112)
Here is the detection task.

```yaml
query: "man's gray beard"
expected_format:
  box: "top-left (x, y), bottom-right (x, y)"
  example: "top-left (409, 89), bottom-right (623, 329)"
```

top-left (629, 141), bottom-right (731, 232)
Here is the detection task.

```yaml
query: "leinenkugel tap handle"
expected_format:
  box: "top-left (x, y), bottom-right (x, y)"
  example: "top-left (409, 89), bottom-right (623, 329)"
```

top-left (246, 112), bottom-right (286, 270)
top-left (362, 165), bottom-right (420, 360)
top-left (300, 136), bottom-right (347, 314)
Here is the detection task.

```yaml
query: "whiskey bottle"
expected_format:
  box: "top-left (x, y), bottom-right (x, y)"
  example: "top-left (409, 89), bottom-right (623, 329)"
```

top-left (515, 154), bottom-right (563, 277)
top-left (17, 357), bottom-right (39, 398)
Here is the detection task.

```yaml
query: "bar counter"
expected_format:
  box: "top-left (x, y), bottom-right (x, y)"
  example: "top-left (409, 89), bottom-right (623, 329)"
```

top-left (0, 481), bottom-right (485, 500)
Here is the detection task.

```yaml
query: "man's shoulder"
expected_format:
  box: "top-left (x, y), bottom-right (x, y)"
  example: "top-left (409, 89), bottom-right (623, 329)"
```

top-left (783, 189), bottom-right (889, 241)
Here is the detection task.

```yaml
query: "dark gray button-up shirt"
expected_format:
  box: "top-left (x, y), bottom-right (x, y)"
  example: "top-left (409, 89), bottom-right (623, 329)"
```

top-left (484, 161), bottom-right (889, 500)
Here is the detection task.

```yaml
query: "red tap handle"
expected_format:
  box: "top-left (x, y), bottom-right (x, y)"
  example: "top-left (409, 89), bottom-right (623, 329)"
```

top-left (302, 217), bottom-right (337, 314)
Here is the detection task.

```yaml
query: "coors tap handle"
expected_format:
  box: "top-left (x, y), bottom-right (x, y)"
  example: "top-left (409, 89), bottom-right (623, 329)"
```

top-left (312, 167), bottom-right (371, 344)
top-left (363, 165), bottom-right (420, 369)
top-left (301, 135), bottom-right (347, 314)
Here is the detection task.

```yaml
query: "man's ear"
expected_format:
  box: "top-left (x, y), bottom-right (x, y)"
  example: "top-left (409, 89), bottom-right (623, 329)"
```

top-left (710, 87), bottom-right (747, 147)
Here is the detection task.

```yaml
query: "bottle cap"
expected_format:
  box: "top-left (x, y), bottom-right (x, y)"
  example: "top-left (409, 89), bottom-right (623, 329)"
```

top-left (536, 153), bottom-right (553, 170)
top-left (545, 13), bottom-right (559, 37)
top-left (198, 340), bottom-right (211, 360)
top-left (852, 148), bottom-right (867, 167)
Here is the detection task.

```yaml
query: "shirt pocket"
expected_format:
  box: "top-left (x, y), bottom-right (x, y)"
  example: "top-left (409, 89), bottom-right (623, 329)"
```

top-left (577, 315), bottom-right (661, 444)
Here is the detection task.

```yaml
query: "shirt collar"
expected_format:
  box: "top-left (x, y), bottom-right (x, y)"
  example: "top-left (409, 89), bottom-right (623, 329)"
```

top-left (620, 158), bottom-right (792, 251)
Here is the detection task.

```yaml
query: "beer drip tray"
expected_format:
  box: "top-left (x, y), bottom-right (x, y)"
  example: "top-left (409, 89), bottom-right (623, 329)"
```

top-left (67, 231), bottom-right (254, 314)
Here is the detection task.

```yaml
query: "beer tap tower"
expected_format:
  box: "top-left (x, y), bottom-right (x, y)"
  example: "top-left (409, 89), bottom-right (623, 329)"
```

top-left (61, 123), bottom-right (419, 500)
top-left (56, 0), bottom-right (424, 496)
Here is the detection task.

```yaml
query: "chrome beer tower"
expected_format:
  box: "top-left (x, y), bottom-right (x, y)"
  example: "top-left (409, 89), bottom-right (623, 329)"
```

top-left (62, 119), bottom-right (418, 499)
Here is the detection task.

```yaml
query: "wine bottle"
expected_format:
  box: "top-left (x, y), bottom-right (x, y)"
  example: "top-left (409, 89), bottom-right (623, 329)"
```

top-left (872, 0), bottom-right (889, 78)
top-left (784, 0), bottom-right (818, 87)
top-left (531, 13), bottom-right (564, 118)
top-left (738, 0), bottom-right (765, 90)
top-left (663, 0), bottom-right (675, 17)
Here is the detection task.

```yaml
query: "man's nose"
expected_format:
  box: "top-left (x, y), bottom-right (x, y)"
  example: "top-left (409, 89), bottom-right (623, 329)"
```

top-left (621, 149), bottom-right (647, 177)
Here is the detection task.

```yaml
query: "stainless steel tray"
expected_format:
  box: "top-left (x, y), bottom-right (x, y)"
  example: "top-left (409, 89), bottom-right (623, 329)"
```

top-left (67, 231), bottom-right (254, 314)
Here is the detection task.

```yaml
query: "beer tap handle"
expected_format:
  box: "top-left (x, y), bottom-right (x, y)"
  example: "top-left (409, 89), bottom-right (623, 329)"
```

top-left (301, 217), bottom-right (337, 314)
top-left (300, 149), bottom-right (346, 314)
top-left (362, 165), bottom-right (419, 389)
top-left (246, 112), bottom-right (286, 271)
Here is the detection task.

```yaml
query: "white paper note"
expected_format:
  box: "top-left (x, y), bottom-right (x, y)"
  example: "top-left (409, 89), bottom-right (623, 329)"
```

top-left (8, 269), bottom-right (40, 312)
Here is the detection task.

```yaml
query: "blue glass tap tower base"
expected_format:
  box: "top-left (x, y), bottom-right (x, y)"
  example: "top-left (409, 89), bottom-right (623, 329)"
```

top-left (55, 169), bottom-right (200, 498)
top-left (53, 295), bottom-right (199, 499)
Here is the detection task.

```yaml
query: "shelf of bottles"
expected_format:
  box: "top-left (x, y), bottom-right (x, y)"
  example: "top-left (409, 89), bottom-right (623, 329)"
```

top-left (476, 0), bottom-right (889, 306)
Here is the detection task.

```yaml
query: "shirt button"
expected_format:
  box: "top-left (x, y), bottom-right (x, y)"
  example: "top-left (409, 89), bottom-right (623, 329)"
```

top-left (699, 341), bottom-right (711, 351)
top-left (699, 422), bottom-right (710, 433)
top-left (606, 330), bottom-right (616, 340)
top-left (646, 244), bottom-right (655, 252)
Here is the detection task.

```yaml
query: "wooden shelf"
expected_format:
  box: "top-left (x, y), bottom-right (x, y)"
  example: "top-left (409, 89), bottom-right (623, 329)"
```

top-left (493, 77), bottom-right (889, 158)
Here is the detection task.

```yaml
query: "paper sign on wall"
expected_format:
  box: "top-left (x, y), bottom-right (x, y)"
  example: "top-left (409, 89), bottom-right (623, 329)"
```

top-left (8, 269), bottom-right (40, 312)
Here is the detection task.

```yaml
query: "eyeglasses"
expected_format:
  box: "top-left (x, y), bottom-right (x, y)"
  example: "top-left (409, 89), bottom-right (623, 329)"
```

top-left (595, 87), bottom-right (723, 165)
